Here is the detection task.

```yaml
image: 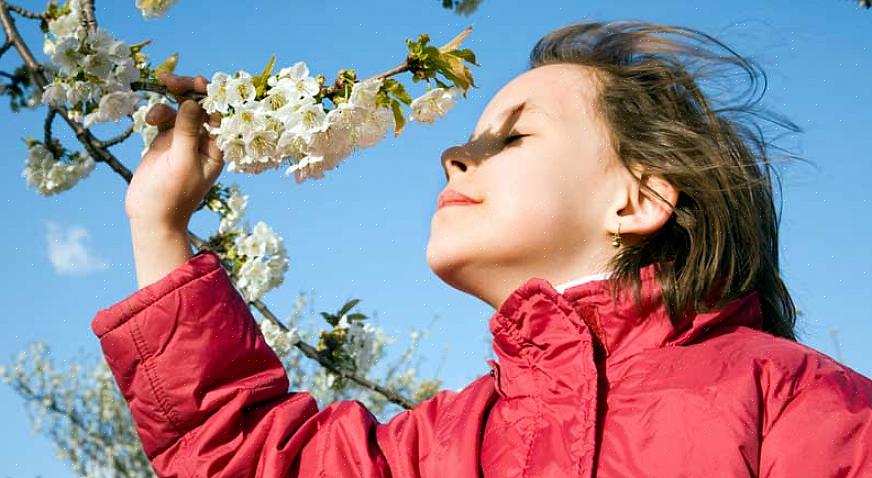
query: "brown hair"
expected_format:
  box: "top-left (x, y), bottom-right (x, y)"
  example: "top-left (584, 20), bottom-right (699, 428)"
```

top-left (529, 21), bottom-right (800, 340)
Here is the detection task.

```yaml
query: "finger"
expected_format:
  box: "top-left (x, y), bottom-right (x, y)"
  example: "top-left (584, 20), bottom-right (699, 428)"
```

top-left (146, 103), bottom-right (177, 132)
top-left (158, 72), bottom-right (198, 95)
top-left (149, 128), bottom-right (173, 153)
top-left (193, 75), bottom-right (209, 93)
top-left (170, 100), bottom-right (206, 156)
top-left (199, 124), bottom-right (223, 164)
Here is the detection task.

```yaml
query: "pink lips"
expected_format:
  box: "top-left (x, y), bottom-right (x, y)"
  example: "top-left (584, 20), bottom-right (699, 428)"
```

top-left (437, 188), bottom-right (482, 210)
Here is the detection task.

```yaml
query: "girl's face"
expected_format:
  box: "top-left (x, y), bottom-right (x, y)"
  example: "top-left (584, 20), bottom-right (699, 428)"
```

top-left (426, 63), bottom-right (629, 308)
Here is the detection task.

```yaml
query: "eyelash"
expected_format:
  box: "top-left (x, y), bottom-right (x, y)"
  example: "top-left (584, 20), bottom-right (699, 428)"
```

top-left (503, 133), bottom-right (528, 146)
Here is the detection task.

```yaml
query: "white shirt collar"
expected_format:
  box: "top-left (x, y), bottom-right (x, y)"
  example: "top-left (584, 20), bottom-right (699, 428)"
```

top-left (554, 271), bottom-right (612, 293)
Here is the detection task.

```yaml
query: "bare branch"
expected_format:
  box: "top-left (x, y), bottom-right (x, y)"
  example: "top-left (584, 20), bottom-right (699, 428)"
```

top-left (96, 122), bottom-right (134, 148)
top-left (6, 3), bottom-right (44, 19)
top-left (0, 69), bottom-right (13, 79)
top-left (0, 39), bottom-right (12, 59)
top-left (80, 0), bottom-right (96, 30)
top-left (43, 107), bottom-right (65, 157)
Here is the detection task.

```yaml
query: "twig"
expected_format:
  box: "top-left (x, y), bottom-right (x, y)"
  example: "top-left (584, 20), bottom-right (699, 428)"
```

top-left (43, 107), bottom-right (64, 157)
top-left (80, 0), bottom-right (96, 30)
top-left (6, 3), bottom-right (44, 19)
top-left (0, 2), bottom-right (132, 181)
top-left (132, 59), bottom-right (411, 105)
top-left (2, 1), bottom-right (418, 410)
top-left (186, 233), bottom-right (417, 410)
top-left (97, 123), bottom-right (134, 148)
top-left (131, 80), bottom-right (205, 103)
top-left (252, 292), bottom-right (417, 410)
top-left (0, 39), bottom-right (12, 59)
top-left (0, 69), bottom-right (13, 79)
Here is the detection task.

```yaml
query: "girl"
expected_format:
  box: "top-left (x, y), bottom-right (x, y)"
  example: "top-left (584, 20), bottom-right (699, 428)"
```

top-left (96, 21), bottom-right (871, 477)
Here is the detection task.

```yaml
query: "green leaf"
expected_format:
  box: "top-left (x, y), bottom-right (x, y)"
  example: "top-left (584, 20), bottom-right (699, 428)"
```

top-left (346, 313), bottom-right (367, 322)
top-left (253, 54), bottom-right (277, 98)
top-left (390, 99), bottom-right (406, 137)
top-left (383, 78), bottom-right (412, 105)
top-left (129, 39), bottom-right (153, 54)
top-left (154, 52), bottom-right (179, 78)
top-left (336, 298), bottom-right (361, 318)
top-left (445, 48), bottom-right (478, 66)
top-left (320, 311), bottom-right (338, 327)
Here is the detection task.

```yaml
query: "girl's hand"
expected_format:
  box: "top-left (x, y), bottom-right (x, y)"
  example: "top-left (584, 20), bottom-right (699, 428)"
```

top-left (124, 73), bottom-right (224, 231)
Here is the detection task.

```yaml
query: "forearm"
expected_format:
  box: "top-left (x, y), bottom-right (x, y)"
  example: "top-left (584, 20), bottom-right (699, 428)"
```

top-left (130, 220), bottom-right (193, 289)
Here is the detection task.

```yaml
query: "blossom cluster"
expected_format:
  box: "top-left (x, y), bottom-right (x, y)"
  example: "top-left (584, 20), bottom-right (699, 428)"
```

top-left (135, 0), bottom-right (178, 18)
top-left (40, 0), bottom-right (142, 127)
top-left (336, 314), bottom-right (386, 376)
top-left (21, 141), bottom-right (95, 196)
top-left (203, 63), bottom-right (389, 181)
top-left (408, 86), bottom-right (460, 124)
top-left (231, 221), bottom-right (290, 302)
top-left (202, 63), bottom-right (459, 183)
top-left (130, 92), bottom-right (171, 157)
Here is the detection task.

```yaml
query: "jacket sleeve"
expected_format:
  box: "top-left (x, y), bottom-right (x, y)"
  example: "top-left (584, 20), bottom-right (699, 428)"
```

top-left (91, 249), bottom-right (496, 478)
top-left (758, 349), bottom-right (872, 477)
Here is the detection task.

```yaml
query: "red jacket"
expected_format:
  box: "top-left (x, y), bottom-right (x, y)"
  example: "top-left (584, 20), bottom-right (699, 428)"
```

top-left (92, 250), bottom-right (872, 477)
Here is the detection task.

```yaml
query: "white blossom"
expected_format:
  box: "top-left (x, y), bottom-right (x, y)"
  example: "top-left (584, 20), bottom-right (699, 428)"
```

top-left (83, 91), bottom-right (139, 128)
top-left (218, 184), bottom-right (249, 234)
top-left (131, 93), bottom-right (171, 156)
top-left (41, 81), bottom-right (68, 108)
top-left (135, 0), bottom-right (178, 18)
top-left (409, 86), bottom-right (459, 124)
top-left (259, 320), bottom-right (301, 358)
top-left (51, 37), bottom-right (83, 75)
top-left (202, 72), bottom-right (231, 114)
top-left (22, 143), bottom-right (95, 196)
top-left (232, 221), bottom-right (289, 302)
top-left (336, 315), bottom-right (386, 376)
top-left (270, 61), bottom-right (320, 98)
top-left (225, 72), bottom-right (257, 108)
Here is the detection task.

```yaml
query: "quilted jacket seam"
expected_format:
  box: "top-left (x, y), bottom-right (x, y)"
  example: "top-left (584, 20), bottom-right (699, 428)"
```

top-left (520, 347), bottom-right (541, 477)
top-left (95, 261), bottom-right (223, 338)
top-left (129, 314), bottom-right (195, 475)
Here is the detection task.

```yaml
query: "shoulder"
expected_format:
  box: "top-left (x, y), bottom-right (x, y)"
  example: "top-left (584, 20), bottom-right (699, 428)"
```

top-left (713, 328), bottom-right (872, 422)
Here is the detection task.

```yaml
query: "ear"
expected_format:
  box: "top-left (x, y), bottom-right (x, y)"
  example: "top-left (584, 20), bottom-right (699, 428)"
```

top-left (608, 165), bottom-right (679, 239)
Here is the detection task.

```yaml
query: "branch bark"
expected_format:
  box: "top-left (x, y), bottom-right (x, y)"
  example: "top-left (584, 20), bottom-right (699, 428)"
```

top-left (6, 3), bottom-right (44, 19)
top-left (96, 122), bottom-right (134, 148)
top-left (80, 0), bottom-right (96, 31)
top-left (2, 0), bottom-right (418, 410)
top-left (0, 39), bottom-right (12, 59)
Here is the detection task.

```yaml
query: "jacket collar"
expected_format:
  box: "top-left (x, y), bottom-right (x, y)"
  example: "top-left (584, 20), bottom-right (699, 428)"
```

top-left (488, 263), bottom-right (764, 364)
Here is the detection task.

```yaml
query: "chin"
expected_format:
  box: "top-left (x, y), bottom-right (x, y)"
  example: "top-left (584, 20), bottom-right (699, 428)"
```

top-left (425, 237), bottom-right (476, 293)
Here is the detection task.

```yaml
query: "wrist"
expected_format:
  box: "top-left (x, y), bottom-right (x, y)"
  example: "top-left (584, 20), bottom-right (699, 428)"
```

top-left (129, 221), bottom-right (193, 289)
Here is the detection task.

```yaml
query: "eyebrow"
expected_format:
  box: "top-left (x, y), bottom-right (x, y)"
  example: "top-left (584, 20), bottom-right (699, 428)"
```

top-left (467, 100), bottom-right (551, 142)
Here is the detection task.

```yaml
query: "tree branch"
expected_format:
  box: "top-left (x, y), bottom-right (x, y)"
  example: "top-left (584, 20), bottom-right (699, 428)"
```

top-left (0, 39), bottom-right (12, 59)
top-left (43, 107), bottom-right (64, 157)
top-left (0, 2), bottom-right (132, 181)
top-left (80, 0), bottom-right (96, 30)
top-left (2, 0), bottom-right (418, 410)
top-left (96, 122), bottom-right (134, 148)
top-left (6, 3), bottom-right (44, 19)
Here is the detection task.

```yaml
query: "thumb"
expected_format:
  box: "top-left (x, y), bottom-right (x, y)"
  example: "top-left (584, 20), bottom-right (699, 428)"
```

top-left (170, 100), bottom-right (205, 156)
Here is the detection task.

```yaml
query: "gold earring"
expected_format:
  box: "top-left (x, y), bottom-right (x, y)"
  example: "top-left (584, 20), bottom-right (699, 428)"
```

top-left (611, 222), bottom-right (622, 248)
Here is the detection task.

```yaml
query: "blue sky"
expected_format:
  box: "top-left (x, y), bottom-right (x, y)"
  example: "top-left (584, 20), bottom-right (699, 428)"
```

top-left (1, 0), bottom-right (870, 476)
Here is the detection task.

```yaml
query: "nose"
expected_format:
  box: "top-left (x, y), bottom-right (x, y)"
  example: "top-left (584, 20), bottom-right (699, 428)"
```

top-left (440, 144), bottom-right (472, 181)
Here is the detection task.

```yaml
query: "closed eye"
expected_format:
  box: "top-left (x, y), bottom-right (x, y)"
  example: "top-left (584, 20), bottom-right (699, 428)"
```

top-left (503, 133), bottom-right (528, 147)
